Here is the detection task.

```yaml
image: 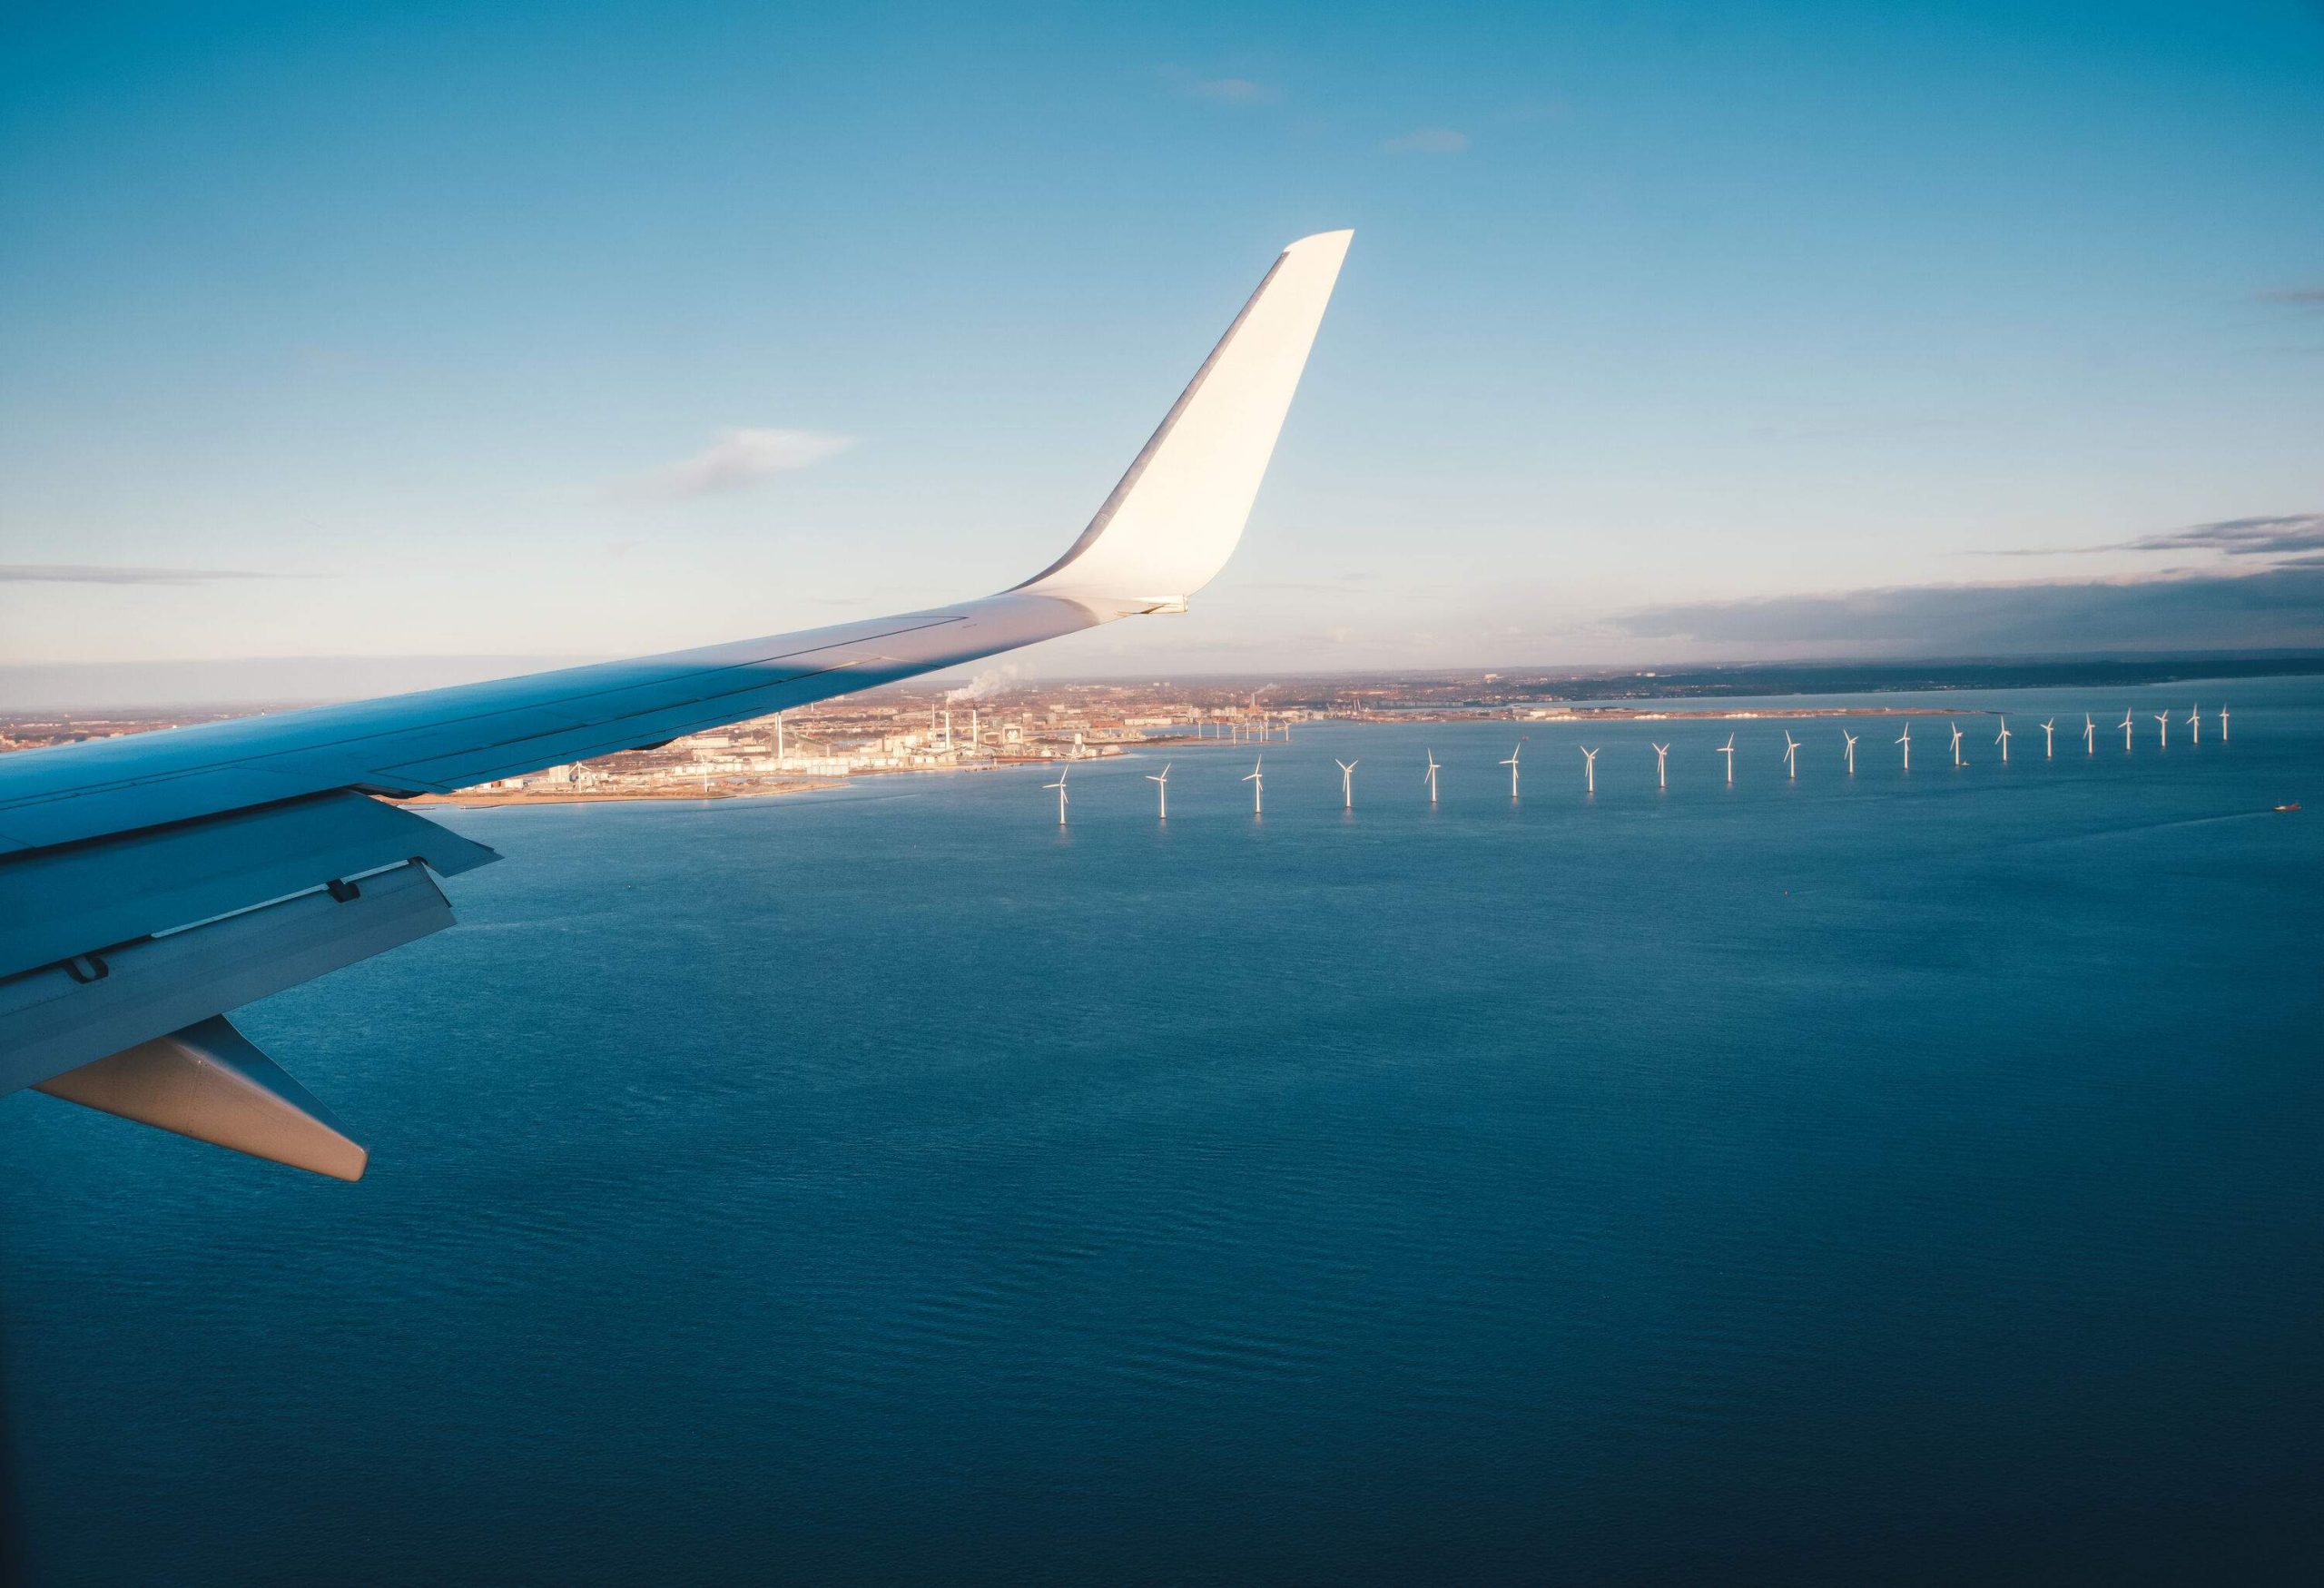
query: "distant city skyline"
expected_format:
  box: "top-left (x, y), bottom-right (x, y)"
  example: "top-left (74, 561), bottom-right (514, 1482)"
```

top-left (5, 1), bottom-right (2322, 695)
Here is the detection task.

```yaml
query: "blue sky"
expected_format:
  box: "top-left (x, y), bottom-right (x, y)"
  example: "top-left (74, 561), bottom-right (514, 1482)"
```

top-left (3, 0), bottom-right (2321, 699)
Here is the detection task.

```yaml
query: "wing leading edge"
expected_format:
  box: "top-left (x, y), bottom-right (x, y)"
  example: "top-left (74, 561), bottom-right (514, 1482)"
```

top-left (0, 229), bottom-right (1352, 1178)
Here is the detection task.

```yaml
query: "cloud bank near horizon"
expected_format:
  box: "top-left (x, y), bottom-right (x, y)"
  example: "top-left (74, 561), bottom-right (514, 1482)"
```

top-left (1984, 512), bottom-right (2324, 564)
top-left (1619, 566), bottom-right (2324, 656)
top-left (2102, 513), bottom-right (2324, 563)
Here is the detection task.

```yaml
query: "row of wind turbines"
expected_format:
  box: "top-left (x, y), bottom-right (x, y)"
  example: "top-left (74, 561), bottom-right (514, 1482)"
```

top-left (1039, 705), bottom-right (2230, 822)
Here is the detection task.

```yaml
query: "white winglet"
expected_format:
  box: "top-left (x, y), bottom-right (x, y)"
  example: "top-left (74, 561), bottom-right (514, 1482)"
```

top-left (1016, 229), bottom-right (1353, 614)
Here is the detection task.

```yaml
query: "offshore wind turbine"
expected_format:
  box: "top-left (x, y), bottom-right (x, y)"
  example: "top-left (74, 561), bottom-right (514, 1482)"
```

top-left (1581, 745), bottom-right (1600, 794)
top-left (2153, 710), bottom-right (2169, 748)
top-left (1842, 729), bottom-right (1859, 775)
top-left (1336, 758), bottom-right (1359, 809)
top-left (1244, 756), bottom-right (1264, 814)
top-left (2041, 718), bottom-right (2054, 758)
top-left (1948, 722), bottom-right (1965, 766)
top-left (2083, 714), bottom-right (2095, 755)
top-left (1147, 762), bottom-right (1171, 819)
top-left (1896, 723), bottom-right (1912, 770)
top-left (1994, 718), bottom-right (2012, 764)
top-left (1043, 766), bottom-right (1069, 826)
top-left (2119, 709), bottom-right (2134, 750)
top-left (2220, 704), bottom-right (2230, 742)
top-left (1718, 733), bottom-right (1737, 784)
top-left (1502, 743), bottom-right (1522, 797)
top-left (1423, 749), bottom-right (1441, 804)
top-left (1782, 731), bottom-right (1800, 779)
top-left (1652, 743), bottom-right (1670, 788)
top-left (2186, 703), bottom-right (2201, 745)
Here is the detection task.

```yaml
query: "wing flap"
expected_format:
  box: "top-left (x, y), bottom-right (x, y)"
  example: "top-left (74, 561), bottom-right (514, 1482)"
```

top-left (0, 859), bottom-right (453, 1094)
top-left (0, 790), bottom-right (496, 981)
top-left (35, 1014), bottom-right (369, 1181)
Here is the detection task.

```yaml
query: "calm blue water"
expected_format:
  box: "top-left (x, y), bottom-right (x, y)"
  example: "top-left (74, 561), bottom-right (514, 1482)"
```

top-left (5, 678), bottom-right (2321, 1585)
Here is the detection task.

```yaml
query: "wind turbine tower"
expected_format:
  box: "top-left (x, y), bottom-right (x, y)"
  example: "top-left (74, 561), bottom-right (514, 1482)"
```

top-left (2220, 704), bottom-right (2230, 743)
top-left (1337, 758), bottom-right (1359, 809)
top-left (2041, 719), bottom-right (2054, 758)
top-left (1652, 743), bottom-right (1670, 788)
top-left (1147, 762), bottom-right (1171, 819)
top-left (1043, 767), bottom-right (1069, 826)
top-left (1843, 730), bottom-right (1858, 775)
top-left (1949, 722), bottom-right (1965, 766)
top-left (1424, 749), bottom-right (1442, 804)
top-left (2153, 710), bottom-right (2169, 748)
top-left (2186, 704), bottom-right (2201, 745)
top-left (1995, 718), bottom-right (2012, 764)
top-left (1245, 756), bottom-right (1264, 814)
top-left (1896, 724), bottom-right (1912, 771)
top-left (2119, 710), bottom-right (2134, 751)
top-left (1782, 732), bottom-right (1800, 780)
top-left (2083, 714), bottom-right (2095, 755)
top-left (1718, 733), bottom-right (1737, 784)
top-left (1502, 744), bottom-right (1521, 798)
top-left (1581, 745), bottom-right (1600, 794)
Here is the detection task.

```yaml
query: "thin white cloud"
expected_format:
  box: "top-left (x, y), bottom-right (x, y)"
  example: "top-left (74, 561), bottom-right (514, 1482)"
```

top-left (1383, 127), bottom-right (1471, 154)
top-left (0, 565), bottom-right (281, 585)
top-left (613, 428), bottom-right (854, 499)
top-left (1159, 65), bottom-right (1279, 104)
top-left (1984, 512), bottom-right (2324, 563)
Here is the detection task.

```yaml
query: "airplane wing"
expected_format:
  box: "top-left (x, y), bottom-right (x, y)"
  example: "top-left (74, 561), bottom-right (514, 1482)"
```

top-left (0, 229), bottom-right (1353, 1179)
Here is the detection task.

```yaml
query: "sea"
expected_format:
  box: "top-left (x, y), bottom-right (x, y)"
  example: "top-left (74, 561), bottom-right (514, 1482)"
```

top-left (3, 677), bottom-right (2320, 1586)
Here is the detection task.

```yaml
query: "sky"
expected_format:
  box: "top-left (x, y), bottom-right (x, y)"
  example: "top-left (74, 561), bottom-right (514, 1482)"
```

top-left (2, 0), bottom-right (2321, 703)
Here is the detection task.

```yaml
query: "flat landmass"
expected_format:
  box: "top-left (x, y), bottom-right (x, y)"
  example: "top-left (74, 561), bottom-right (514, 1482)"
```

top-left (5, 652), bottom-right (2309, 804)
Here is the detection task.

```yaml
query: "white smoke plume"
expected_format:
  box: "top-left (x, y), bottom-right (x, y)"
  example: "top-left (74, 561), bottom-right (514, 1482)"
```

top-left (944, 664), bottom-right (1025, 703)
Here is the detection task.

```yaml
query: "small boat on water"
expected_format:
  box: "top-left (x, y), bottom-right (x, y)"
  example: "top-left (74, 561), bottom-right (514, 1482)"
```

top-left (2274, 802), bottom-right (2300, 813)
